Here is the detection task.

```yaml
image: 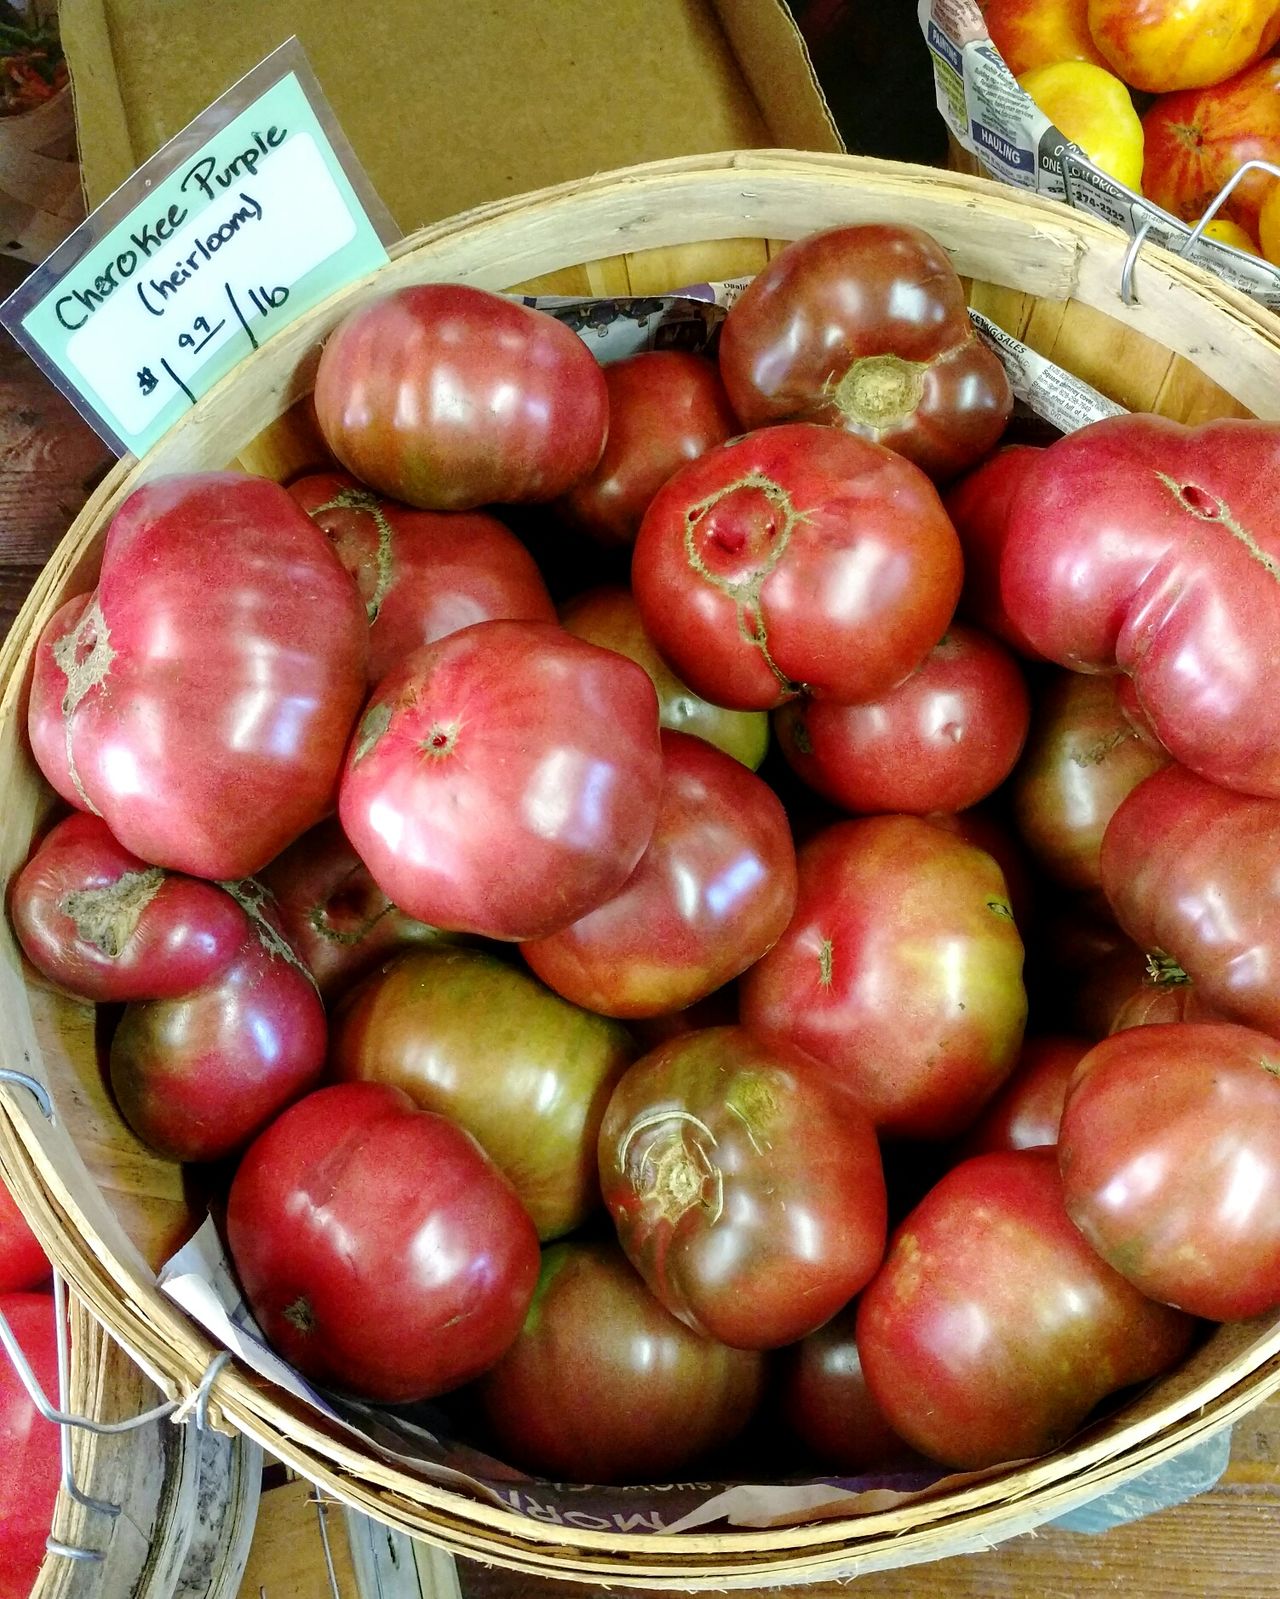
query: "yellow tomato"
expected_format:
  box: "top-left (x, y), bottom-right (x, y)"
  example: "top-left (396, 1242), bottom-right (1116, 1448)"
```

top-left (981, 0), bottom-right (1107, 77)
top-left (1257, 186), bottom-right (1280, 265)
top-left (1018, 62), bottom-right (1145, 190)
top-left (1202, 218), bottom-right (1262, 255)
top-left (1088, 0), bottom-right (1280, 94)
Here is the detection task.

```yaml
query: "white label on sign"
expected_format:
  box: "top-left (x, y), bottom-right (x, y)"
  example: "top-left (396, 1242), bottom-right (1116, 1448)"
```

top-left (66, 132), bottom-right (355, 435)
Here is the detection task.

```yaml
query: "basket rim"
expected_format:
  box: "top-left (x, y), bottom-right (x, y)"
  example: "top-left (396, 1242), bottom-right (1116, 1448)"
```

top-left (4, 146), bottom-right (1280, 1575)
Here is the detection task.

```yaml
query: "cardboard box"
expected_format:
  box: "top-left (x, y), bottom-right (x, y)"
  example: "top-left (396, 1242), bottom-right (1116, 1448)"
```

top-left (59, 0), bottom-right (840, 231)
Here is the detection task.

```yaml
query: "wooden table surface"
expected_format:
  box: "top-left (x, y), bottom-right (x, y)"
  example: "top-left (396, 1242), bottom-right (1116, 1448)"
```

top-left (3, 256), bottom-right (1280, 1598)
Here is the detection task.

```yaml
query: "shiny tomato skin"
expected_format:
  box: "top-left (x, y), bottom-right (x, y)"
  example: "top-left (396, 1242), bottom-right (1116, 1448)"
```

top-left (0, 1293), bottom-right (59, 1599)
top-left (957, 1035), bottom-right (1091, 1156)
top-left (1059, 1023), bottom-right (1280, 1320)
top-left (856, 1149), bottom-right (1197, 1469)
top-left (288, 471), bottom-right (555, 685)
top-left (339, 619), bottom-right (662, 941)
top-left (0, 1185), bottom-right (48, 1294)
top-left (774, 624), bottom-right (1029, 815)
top-left (1001, 415), bottom-right (1280, 797)
top-left (330, 946), bottom-right (634, 1240)
top-left (521, 731), bottom-right (797, 1018)
top-left (1108, 967), bottom-right (1227, 1032)
top-left (922, 806), bottom-right (1037, 934)
top-left (631, 423), bottom-right (963, 711)
top-left (226, 1081), bottom-right (540, 1403)
top-left (475, 1241), bottom-right (765, 1484)
top-left (109, 883), bottom-right (326, 1163)
top-left (258, 818), bottom-right (448, 1000)
top-left (560, 586), bottom-right (769, 769)
top-left (25, 473), bottom-right (368, 880)
top-left (598, 1025), bottom-right (886, 1349)
top-left (776, 1304), bottom-right (918, 1474)
top-left (1100, 764), bottom-right (1280, 1037)
top-left (944, 443), bottom-right (1045, 656)
top-left (740, 817), bottom-right (1027, 1140)
top-left (9, 814), bottom-right (246, 1003)
top-left (718, 224), bottom-right (1011, 480)
top-left (312, 284), bottom-right (608, 511)
top-left (1011, 669), bottom-right (1171, 893)
top-left (1092, 0), bottom-right (1280, 95)
top-left (557, 352), bottom-right (739, 548)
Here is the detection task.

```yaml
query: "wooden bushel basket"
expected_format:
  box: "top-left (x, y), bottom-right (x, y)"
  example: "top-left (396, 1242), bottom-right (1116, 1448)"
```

top-left (3, 151), bottom-right (1280, 1590)
top-left (0, 83), bottom-right (84, 264)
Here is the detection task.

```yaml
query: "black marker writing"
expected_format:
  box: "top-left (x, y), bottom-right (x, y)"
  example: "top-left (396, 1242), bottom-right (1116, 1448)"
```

top-left (135, 193), bottom-right (265, 316)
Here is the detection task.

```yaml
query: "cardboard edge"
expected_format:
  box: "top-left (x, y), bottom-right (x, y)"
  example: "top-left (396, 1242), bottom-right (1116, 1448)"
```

top-left (58, 0), bottom-right (137, 208)
top-left (710, 0), bottom-right (843, 154)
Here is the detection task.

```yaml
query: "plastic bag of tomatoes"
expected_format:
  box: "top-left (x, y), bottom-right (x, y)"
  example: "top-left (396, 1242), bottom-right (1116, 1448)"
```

top-left (10, 214), bottom-right (1280, 1512)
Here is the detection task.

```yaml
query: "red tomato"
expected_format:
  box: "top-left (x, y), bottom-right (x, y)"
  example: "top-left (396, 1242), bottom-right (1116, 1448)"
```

top-left (226, 1081), bottom-right (540, 1402)
top-left (922, 806), bottom-right (1037, 934)
top-left (718, 224), bottom-right (1011, 480)
top-left (943, 443), bottom-right (1045, 656)
top-left (957, 1035), bottom-right (1091, 1156)
top-left (338, 620), bottom-right (662, 941)
top-left (330, 946), bottom-right (634, 1240)
top-left (1059, 1022), bottom-right (1280, 1319)
top-left (258, 818), bottom-right (448, 999)
top-left (598, 1026), bottom-right (886, 1349)
top-left (1143, 60), bottom-right (1280, 236)
top-left (630, 423), bottom-right (963, 711)
top-left (775, 1304), bottom-right (918, 1475)
top-left (288, 471), bottom-right (555, 685)
top-left (556, 351), bottom-right (739, 547)
top-left (1001, 415), bottom-right (1280, 797)
top-left (0, 1184), bottom-right (47, 1295)
top-left (740, 817), bottom-right (1027, 1140)
top-left (0, 1293), bottom-right (59, 1599)
top-left (26, 474), bottom-right (367, 879)
top-left (774, 624), bottom-right (1029, 816)
top-left (475, 1241), bottom-right (764, 1483)
top-left (312, 284), bottom-right (608, 511)
top-left (9, 814), bottom-right (245, 1003)
top-left (521, 731), bottom-right (797, 1018)
top-left (1011, 670), bottom-right (1170, 893)
top-left (1100, 764), bottom-right (1280, 1037)
top-left (856, 1150), bottom-right (1197, 1469)
top-left (1108, 959), bottom-right (1227, 1032)
top-left (109, 882), bottom-right (326, 1163)
top-left (560, 586), bottom-right (769, 769)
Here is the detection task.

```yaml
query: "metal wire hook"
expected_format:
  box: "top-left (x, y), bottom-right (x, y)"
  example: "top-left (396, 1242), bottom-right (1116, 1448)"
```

top-left (0, 1065), bottom-right (54, 1122)
top-left (1122, 158), bottom-right (1280, 305)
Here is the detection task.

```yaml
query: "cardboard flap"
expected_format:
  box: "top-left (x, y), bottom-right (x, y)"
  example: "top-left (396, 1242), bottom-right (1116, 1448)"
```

top-left (61, 0), bottom-right (839, 231)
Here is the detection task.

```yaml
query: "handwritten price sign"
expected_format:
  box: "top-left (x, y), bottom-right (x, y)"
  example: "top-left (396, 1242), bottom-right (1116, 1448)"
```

top-left (2, 42), bottom-right (395, 457)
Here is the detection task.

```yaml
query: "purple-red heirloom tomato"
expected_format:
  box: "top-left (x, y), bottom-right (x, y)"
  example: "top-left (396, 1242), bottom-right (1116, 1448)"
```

top-left (561, 586), bottom-right (769, 769)
top-left (1107, 960), bottom-right (1227, 1032)
top-left (312, 284), bottom-right (608, 511)
top-left (957, 1035), bottom-right (1091, 1156)
top-left (109, 882), bottom-right (326, 1162)
top-left (923, 806), bottom-right (1036, 934)
top-left (288, 471), bottom-right (555, 684)
top-left (776, 1304), bottom-right (918, 1475)
top-left (856, 1149), bottom-right (1197, 1469)
top-left (774, 624), bottom-right (1030, 815)
top-left (475, 1241), bottom-right (765, 1483)
top-left (258, 818), bottom-right (447, 999)
top-left (0, 1293), bottom-right (59, 1599)
top-left (718, 223), bottom-right (1012, 480)
top-left (521, 730), bottom-right (797, 1018)
top-left (1000, 415), bottom-right (1280, 797)
top-left (0, 1182), bottom-right (48, 1295)
top-left (9, 813), bottom-right (244, 1002)
top-left (26, 474), bottom-right (367, 879)
top-left (630, 423), bottom-right (963, 711)
top-left (1059, 1022), bottom-right (1280, 1320)
top-left (741, 817), bottom-right (1027, 1140)
top-left (338, 620), bottom-right (662, 941)
top-left (331, 947), bottom-right (634, 1240)
top-left (944, 444), bottom-right (1045, 656)
top-left (1100, 763), bottom-right (1280, 1037)
top-left (226, 1081), bottom-right (540, 1403)
top-left (1012, 670), bottom-right (1170, 893)
top-left (557, 351), bottom-right (739, 547)
top-left (598, 1025), bottom-right (887, 1349)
